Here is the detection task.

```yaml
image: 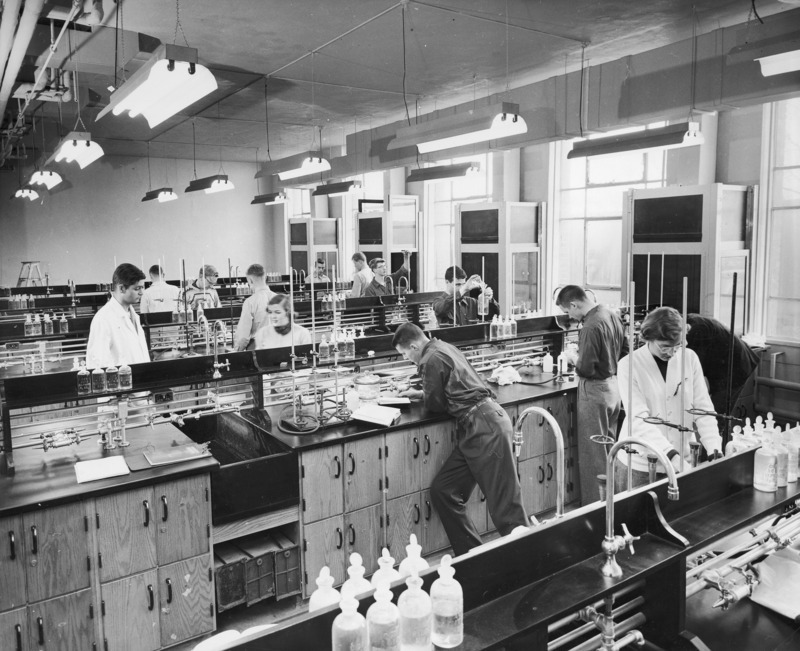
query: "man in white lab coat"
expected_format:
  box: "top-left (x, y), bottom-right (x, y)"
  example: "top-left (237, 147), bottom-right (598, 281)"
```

top-left (86, 264), bottom-right (150, 368)
top-left (140, 264), bottom-right (180, 314)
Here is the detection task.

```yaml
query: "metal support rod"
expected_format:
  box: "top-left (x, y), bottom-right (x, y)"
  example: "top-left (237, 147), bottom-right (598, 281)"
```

top-left (645, 253), bottom-right (650, 312)
top-left (724, 272), bottom-right (738, 448)
top-left (680, 276), bottom-right (687, 473)
top-left (547, 582), bottom-right (645, 638)
top-left (660, 255), bottom-right (665, 307)
top-left (565, 612), bottom-right (647, 651)
top-left (626, 277), bottom-right (635, 492)
top-left (548, 597), bottom-right (645, 650)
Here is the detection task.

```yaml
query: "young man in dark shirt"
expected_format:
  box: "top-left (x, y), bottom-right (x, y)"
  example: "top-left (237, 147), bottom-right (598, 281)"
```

top-left (393, 323), bottom-right (529, 555)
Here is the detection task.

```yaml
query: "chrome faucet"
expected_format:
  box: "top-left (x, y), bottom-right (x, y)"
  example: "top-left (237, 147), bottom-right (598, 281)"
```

top-left (299, 269), bottom-right (307, 285)
top-left (514, 406), bottom-right (566, 519)
top-left (601, 438), bottom-right (679, 578)
top-left (197, 314), bottom-right (210, 355)
top-left (212, 320), bottom-right (230, 379)
top-left (397, 275), bottom-right (409, 297)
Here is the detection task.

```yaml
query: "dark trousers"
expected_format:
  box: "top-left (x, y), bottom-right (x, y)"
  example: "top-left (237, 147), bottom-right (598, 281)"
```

top-left (430, 400), bottom-right (529, 556)
top-left (577, 377), bottom-right (621, 506)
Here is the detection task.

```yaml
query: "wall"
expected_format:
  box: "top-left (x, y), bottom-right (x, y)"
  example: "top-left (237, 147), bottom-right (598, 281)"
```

top-left (0, 155), bottom-right (277, 285)
top-left (715, 105), bottom-right (763, 185)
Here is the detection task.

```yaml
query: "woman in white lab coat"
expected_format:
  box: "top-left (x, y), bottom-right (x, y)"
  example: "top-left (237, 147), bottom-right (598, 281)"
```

top-left (616, 307), bottom-right (722, 488)
top-left (254, 294), bottom-right (311, 349)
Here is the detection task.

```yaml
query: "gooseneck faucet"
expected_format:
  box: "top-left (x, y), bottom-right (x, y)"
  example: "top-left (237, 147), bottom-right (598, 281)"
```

top-left (514, 406), bottom-right (565, 519)
top-left (602, 438), bottom-right (679, 578)
top-left (211, 320), bottom-right (230, 379)
top-left (197, 314), bottom-right (210, 355)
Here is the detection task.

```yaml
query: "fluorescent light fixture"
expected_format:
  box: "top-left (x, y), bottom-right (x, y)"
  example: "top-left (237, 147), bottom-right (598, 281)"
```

top-left (406, 162), bottom-right (480, 183)
top-left (30, 169), bottom-right (63, 190)
top-left (566, 122), bottom-right (703, 159)
top-left (388, 102), bottom-right (527, 153)
top-left (142, 187), bottom-right (178, 203)
top-left (251, 191), bottom-right (287, 205)
top-left (311, 180), bottom-right (361, 196)
top-left (12, 186), bottom-right (40, 201)
top-left (255, 151), bottom-right (331, 181)
top-left (96, 44), bottom-right (218, 128)
top-left (49, 131), bottom-right (104, 169)
top-left (755, 49), bottom-right (800, 76)
top-left (184, 174), bottom-right (234, 194)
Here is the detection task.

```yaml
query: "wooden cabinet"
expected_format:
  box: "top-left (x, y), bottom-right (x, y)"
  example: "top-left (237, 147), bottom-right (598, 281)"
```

top-left (344, 504), bottom-right (383, 574)
top-left (303, 516), bottom-right (346, 588)
top-left (155, 475), bottom-right (211, 566)
top-left (0, 514), bottom-right (27, 613)
top-left (300, 446), bottom-right (344, 523)
top-left (385, 494), bottom-right (424, 562)
top-left (343, 438), bottom-right (383, 513)
top-left (420, 489), bottom-right (448, 554)
top-left (158, 556), bottom-right (214, 648)
top-left (27, 588), bottom-right (93, 650)
top-left (100, 569), bottom-right (160, 651)
top-left (0, 607), bottom-right (29, 651)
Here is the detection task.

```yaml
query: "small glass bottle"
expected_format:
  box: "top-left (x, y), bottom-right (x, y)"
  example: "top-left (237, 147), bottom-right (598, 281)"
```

top-left (20, 294), bottom-right (28, 309)
top-left (542, 351), bottom-right (554, 374)
top-left (77, 361), bottom-right (91, 395)
top-left (342, 552), bottom-right (373, 598)
top-left (60, 313), bottom-right (69, 333)
top-left (398, 534), bottom-right (429, 579)
top-left (345, 330), bottom-right (356, 360)
top-left (331, 587), bottom-right (368, 651)
top-left (118, 364), bottom-right (133, 390)
top-left (43, 313), bottom-right (53, 335)
top-left (489, 315), bottom-right (499, 340)
top-left (781, 424), bottom-right (798, 483)
top-left (24, 314), bottom-right (34, 336)
top-left (105, 365), bottom-right (120, 392)
top-left (753, 439), bottom-right (778, 492)
top-left (319, 335), bottom-right (330, 360)
top-left (509, 315), bottom-right (517, 338)
top-left (309, 566), bottom-right (340, 613)
top-left (371, 547), bottom-right (402, 588)
top-left (367, 578), bottom-right (401, 651)
top-left (477, 290), bottom-right (489, 316)
top-left (28, 294), bottom-right (35, 309)
top-left (33, 314), bottom-right (42, 336)
top-left (430, 554), bottom-right (463, 649)
top-left (398, 570), bottom-right (432, 651)
top-left (91, 367), bottom-right (107, 393)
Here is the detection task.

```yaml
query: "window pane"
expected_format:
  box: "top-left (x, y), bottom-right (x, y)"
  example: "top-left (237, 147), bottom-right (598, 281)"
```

top-left (772, 169), bottom-right (800, 208)
top-left (767, 209), bottom-right (800, 299)
top-left (557, 220), bottom-right (584, 287)
top-left (560, 189), bottom-right (585, 218)
top-left (586, 219), bottom-right (622, 287)
top-left (561, 156), bottom-right (586, 189)
top-left (774, 98), bottom-right (800, 167)
top-left (646, 150), bottom-right (665, 182)
top-left (585, 186), bottom-right (628, 217)
top-left (587, 151), bottom-right (645, 184)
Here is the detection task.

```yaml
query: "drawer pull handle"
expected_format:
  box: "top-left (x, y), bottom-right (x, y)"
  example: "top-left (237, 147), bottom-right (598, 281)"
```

top-left (336, 528), bottom-right (343, 549)
top-left (348, 453), bottom-right (356, 475)
top-left (147, 584), bottom-right (155, 611)
top-left (37, 617), bottom-right (44, 645)
top-left (412, 437), bottom-right (420, 459)
top-left (425, 500), bottom-right (432, 521)
top-left (9, 530), bottom-right (15, 560)
top-left (15, 623), bottom-right (21, 651)
top-left (166, 578), bottom-right (173, 604)
top-left (143, 500), bottom-right (150, 527)
top-left (423, 435), bottom-right (431, 455)
top-left (547, 462), bottom-right (553, 481)
top-left (161, 496), bottom-right (168, 522)
top-left (31, 525), bottom-right (38, 555)
top-left (348, 524), bottom-right (356, 545)
top-left (413, 503), bottom-right (421, 524)
top-left (538, 466), bottom-right (545, 484)
top-left (333, 456), bottom-right (342, 478)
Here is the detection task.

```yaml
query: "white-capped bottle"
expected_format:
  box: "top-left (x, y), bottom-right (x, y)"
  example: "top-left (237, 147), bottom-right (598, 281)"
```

top-left (367, 578), bottom-right (400, 651)
top-left (725, 426), bottom-right (744, 456)
top-left (77, 360), bottom-right (91, 395)
top-left (43, 313), bottom-right (53, 335)
top-left (33, 313), bottom-right (42, 336)
top-left (118, 363), bottom-right (132, 390)
top-left (24, 313), bottom-right (34, 336)
top-left (332, 586), bottom-right (367, 651)
top-left (398, 570), bottom-right (432, 651)
top-left (309, 566), bottom-right (340, 612)
top-left (753, 438), bottom-right (778, 493)
top-left (91, 366), bottom-right (107, 393)
top-left (489, 315), bottom-right (499, 340)
top-left (542, 350), bottom-right (554, 374)
top-left (509, 315), bottom-right (517, 338)
top-left (430, 555), bottom-right (463, 649)
top-left (398, 534), bottom-right (429, 579)
top-left (371, 548), bottom-right (402, 588)
top-left (557, 352), bottom-right (568, 375)
top-left (60, 313), bottom-right (69, 333)
top-left (342, 552), bottom-right (372, 598)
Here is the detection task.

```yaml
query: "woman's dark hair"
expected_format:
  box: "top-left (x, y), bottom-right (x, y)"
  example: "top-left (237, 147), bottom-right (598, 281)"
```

top-left (267, 294), bottom-right (293, 321)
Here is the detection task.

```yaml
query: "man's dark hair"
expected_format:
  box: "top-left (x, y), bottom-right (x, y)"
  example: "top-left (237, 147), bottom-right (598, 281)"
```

top-left (555, 285), bottom-right (588, 308)
top-left (352, 252), bottom-right (366, 263)
top-left (113, 263), bottom-right (145, 289)
top-left (392, 322), bottom-right (428, 348)
top-left (316, 258), bottom-right (326, 266)
top-left (246, 263), bottom-right (265, 277)
top-left (369, 258), bottom-right (386, 271)
top-left (444, 265), bottom-right (466, 283)
top-left (148, 264), bottom-right (163, 277)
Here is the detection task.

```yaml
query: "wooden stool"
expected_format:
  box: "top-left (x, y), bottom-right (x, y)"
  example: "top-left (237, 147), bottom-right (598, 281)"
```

top-left (17, 261), bottom-right (44, 287)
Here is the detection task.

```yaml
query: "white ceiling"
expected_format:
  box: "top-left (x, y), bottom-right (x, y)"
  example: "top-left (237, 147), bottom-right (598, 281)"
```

top-left (2, 0), bottom-right (796, 165)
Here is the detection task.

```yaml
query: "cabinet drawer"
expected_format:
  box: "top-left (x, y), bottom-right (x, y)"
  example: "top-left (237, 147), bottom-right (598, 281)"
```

top-left (0, 515), bottom-right (27, 612)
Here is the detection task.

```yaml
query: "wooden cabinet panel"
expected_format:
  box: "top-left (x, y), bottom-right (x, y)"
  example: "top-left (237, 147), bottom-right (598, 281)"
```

top-left (0, 607), bottom-right (29, 651)
top-left (515, 401), bottom-right (546, 460)
top-left (95, 487), bottom-right (157, 583)
top-left (543, 393), bottom-right (572, 455)
top-left (542, 452), bottom-right (557, 512)
top-left (158, 556), bottom-right (214, 648)
top-left (27, 588), bottom-right (93, 650)
top-left (384, 429), bottom-right (423, 499)
top-left (344, 504), bottom-right (384, 579)
top-left (418, 421), bottom-right (455, 489)
top-left (301, 446), bottom-right (344, 523)
top-left (385, 494), bottom-right (424, 563)
top-left (518, 457), bottom-right (545, 517)
top-left (101, 570), bottom-right (160, 651)
top-left (566, 446), bottom-right (581, 505)
top-left (0, 514), bottom-right (27, 612)
top-left (303, 516), bottom-right (346, 594)
top-left (23, 502), bottom-right (90, 603)
top-left (420, 490), bottom-right (449, 555)
top-left (343, 438), bottom-right (383, 512)
top-left (155, 475), bottom-right (210, 566)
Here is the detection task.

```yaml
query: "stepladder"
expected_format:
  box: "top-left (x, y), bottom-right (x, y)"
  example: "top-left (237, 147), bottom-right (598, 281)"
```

top-left (17, 261), bottom-right (44, 286)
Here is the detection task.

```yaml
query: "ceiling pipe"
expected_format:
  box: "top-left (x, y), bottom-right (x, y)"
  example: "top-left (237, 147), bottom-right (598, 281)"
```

top-left (0, 0), bottom-right (24, 86)
top-left (46, 0), bottom-right (105, 27)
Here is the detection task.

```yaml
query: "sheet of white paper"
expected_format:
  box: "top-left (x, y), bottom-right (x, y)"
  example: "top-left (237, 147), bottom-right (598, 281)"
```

top-left (75, 456), bottom-right (130, 483)
top-left (750, 546), bottom-right (800, 619)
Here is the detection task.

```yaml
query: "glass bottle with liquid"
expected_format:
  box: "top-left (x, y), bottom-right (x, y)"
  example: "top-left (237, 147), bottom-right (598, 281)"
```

top-left (33, 314), bottom-right (42, 336)
top-left (77, 361), bottom-right (91, 395)
top-left (24, 314), bottom-right (34, 337)
top-left (345, 330), bottom-right (356, 360)
top-left (119, 364), bottom-right (133, 390)
top-left (91, 367), bottom-right (107, 393)
top-left (319, 335), bottom-right (330, 360)
top-left (489, 315), bottom-right (499, 340)
top-left (430, 554), bottom-right (463, 649)
top-left (105, 365), bottom-right (120, 392)
top-left (43, 313), bottom-right (53, 335)
top-left (60, 313), bottom-right (69, 333)
top-left (331, 587), bottom-right (368, 651)
top-left (509, 315), bottom-right (517, 338)
top-left (398, 570), bottom-right (432, 651)
top-left (367, 579), bottom-right (400, 651)
top-left (753, 439), bottom-right (778, 492)
top-left (477, 288), bottom-right (489, 317)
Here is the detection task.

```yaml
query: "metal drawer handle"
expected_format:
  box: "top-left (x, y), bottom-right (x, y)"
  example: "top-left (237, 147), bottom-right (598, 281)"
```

top-left (423, 434), bottom-right (431, 455)
top-left (15, 623), bottom-right (21, 651)
top-left (348, 524), bottom-right (356, 545)
top-left (336, 528), bottom-right (343, 549)
top-left (147, 584), bottom-right (155, 611)
top-left (31, 525), bottom-right (38, 555)
top-left (425, 500), bottom-right (432, 521)
top-left (9, 530), bottom-right (15, 560)
top-left (143, 500), bottom-right (150, 527)
top-left (547, 462), bottom-right (553, 481)
top-left (37, 617), bottom-right (44, 645)
top-left (538, 466), bottom-right (545, 484)
top-left (333, 455), bottom-right (342, 478)
top-left (413, 503), bottom-right (421, 524)
top-left (166, 578), bottom-right (173, 604)
top-left (348, 452), bottom-right (356, 475)
top-left (412, 437), bottom-right (420, 459)
top-left (161, 496), bottom-right (168, 522)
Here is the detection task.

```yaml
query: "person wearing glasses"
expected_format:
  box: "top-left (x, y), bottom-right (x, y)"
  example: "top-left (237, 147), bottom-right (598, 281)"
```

top-left (432, 265), bottom-right (499, 325)
top-left (555, 285), bottom-right (627, 505)
top-left (615, 306), bottom-right (722, 489)
top-left (182, 264), bottom-right (222, 312)
top-left (363, 250), bottom-right (411, 297)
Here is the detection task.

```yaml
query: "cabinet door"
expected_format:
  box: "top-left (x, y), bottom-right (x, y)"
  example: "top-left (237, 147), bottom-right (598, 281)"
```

top-left (418, 421), bottom-right (456, 489)
top-left (0, 514), bottom-right (27, 612)
top-left (543, 393), bottom-right (572, 455)
top-left (300, 446), bottom-right (344, 523)
top-left (420, 490), bottom-right (449, 555)
top-left (27, 588), bottom-right (93, 650)
top-left (156, 475), bottom-right (210, 566)
top-left (542, 452), bottom-right (558, 512)
top-left (385, 494), bottom-right (424, 563)
top-left (343, 438), bottom-right (383, 512)
top-left (515, 401), bottom-right (546, 461)
top-left (24, 502), bottom-right (90, 603)
top-left (302, 516), bottom-right (346, 595)
top-left (518, 457), bottom-right (545, 518)
top-left (344, 504), bottom-right (384, 580)
top-left (0, 607), bottom-right (29, 651)
top-left (95, 486), bottom-right (157, 583)
top-left (158, 556), bottom-right (214, 648)
top-left (100, 569), bottom-right (159, 651)
top-left (384, 428), bottom-right (423, 499)
top-left (566, 447), bottom-right (581, 505)
top-left (466, 489), bottom-right (488, 535)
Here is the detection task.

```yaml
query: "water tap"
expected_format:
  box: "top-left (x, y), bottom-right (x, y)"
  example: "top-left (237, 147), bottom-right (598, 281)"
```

top-left (514, 406), bottom-right (566, 519)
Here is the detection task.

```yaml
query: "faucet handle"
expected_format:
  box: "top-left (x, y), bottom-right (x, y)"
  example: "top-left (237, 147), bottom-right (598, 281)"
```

top-left (620, 523), bottom-right (641, 554)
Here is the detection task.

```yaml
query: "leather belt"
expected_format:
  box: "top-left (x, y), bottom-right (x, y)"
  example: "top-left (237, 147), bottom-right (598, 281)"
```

top-left (456, 396), bottom-right (494, 426)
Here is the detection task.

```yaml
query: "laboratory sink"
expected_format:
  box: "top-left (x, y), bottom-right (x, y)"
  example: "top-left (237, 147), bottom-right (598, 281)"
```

top-left (176, 408), bottom-right (298, 525)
